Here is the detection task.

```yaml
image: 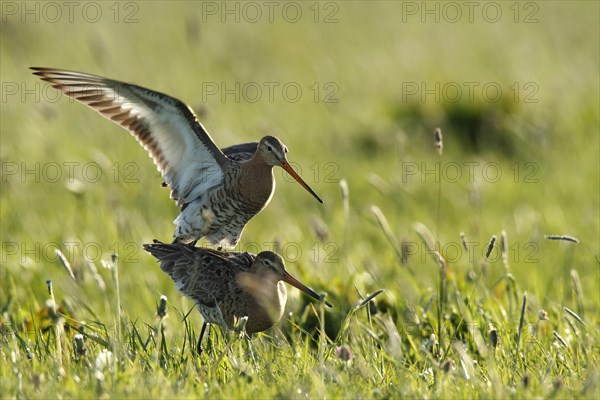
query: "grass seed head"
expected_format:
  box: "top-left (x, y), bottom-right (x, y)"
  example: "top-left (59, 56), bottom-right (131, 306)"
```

top-left (401, 240), bottom-right (410, 264)
top-left (339, 179), bottom-right (349, 202)
top-left (563, 307), bottom-right (585, 325)
top-left (55, 248), bottom-right (76, 281)
top-left (485, 236), bottom-right (497, 261)
top-left (84, 260), bottom-right (106, 292)
top-left (544, 235), bottom-right (580, 243)
top-left (553, 331), bottom-right (568, 348)
top-left (74, 333), bottom-right (86, 356)
top-left (434, 251), bottom-right (446, 278)
top-left (489, 323), bottom-right (498, 348)
top-left (501, 230), bottom-right (508, 258)
top-left (433, 128), bottom-right (443, 155)
top-left (157, 295), bottom-right (168, 318)
top-left (460, 232), bottom-right (468, 251)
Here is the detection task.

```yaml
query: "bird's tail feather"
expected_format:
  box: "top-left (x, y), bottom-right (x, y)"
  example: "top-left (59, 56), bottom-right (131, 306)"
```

top-left (143, 240), bottom-right (191, 273)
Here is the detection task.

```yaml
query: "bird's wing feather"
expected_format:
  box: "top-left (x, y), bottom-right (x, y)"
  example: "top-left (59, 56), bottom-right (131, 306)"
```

top-left (144, 242), bottom-right (249, 307)
top-left (32, 67), bottom-right (228, 207)
top-left (221, 142), bottom-right (258, 158)
top-left (221, 142), bottom-right (258, 162)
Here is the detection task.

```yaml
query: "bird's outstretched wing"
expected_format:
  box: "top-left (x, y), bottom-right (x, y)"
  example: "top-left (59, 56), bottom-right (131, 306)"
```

top-left (32, 67), bottom-right (228, 207)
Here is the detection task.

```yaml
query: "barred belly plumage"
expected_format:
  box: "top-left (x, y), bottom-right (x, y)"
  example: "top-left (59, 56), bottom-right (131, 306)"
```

top-left (175, 179), bottom-right (271, 247)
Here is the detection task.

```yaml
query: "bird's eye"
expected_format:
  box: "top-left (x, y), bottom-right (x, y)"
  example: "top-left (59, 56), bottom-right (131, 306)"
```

top-left (267, 145), bottom-right (273, 152)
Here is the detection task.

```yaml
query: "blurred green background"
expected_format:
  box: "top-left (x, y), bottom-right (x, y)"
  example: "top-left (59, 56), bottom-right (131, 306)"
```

top-left (1, 0), bottom-right (598, 356)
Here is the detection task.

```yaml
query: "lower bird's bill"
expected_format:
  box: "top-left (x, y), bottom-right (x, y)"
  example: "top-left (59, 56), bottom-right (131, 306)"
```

top-left (280, 162), bottom-right (324, 204)
top-left (283, 271), bottom-right (333, 308)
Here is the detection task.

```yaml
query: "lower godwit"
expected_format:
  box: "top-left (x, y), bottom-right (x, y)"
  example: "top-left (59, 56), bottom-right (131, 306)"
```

top-left (144, 241), bottom-right (332, 354)
top-left (31, 68), bottom-right (323, 248)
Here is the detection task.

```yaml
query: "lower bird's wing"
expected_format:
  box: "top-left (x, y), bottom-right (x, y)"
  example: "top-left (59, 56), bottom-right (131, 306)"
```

top-left (32, 67), bottom-right (228, 207)
top-left (144, 242), bottom-right (237, 306)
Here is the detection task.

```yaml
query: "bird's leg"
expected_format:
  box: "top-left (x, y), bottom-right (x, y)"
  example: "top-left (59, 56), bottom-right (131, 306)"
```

top-left (196, 322), bottom-right (208, 356)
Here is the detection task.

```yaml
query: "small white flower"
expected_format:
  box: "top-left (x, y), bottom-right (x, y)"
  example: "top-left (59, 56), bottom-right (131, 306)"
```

top-left (94, 349), bottom-right (115, 381)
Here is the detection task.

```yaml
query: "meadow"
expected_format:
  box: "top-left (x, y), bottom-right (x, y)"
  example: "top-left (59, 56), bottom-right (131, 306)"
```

top-left (1, 1), bottom-right (598, 398)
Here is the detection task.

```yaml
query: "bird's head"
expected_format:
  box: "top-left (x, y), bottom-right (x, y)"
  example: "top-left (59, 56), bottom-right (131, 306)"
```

top-left (257, 136), bottom-right (323, 204)
top-left (257, 136), bottom-right (288, 167)
top-left (253, 251), bottom-right (332, 308)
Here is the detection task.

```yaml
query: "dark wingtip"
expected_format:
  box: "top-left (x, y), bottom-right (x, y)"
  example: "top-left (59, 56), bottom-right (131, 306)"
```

top-left (30, 67), bottom-right (52, 75)
top-left (143, 239), bottom-right (166, 252)
top-left (30, 67), bottom-right (44, 76)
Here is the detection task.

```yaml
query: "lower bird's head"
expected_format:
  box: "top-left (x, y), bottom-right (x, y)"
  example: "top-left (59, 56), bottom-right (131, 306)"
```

top-left (257, 136), bottom-right (323, 204)
top-left (252, 251), bottom-right (332, 308)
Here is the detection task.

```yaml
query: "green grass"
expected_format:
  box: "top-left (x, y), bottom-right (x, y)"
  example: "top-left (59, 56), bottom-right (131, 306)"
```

top-left (1, 2), bottom-right (599, 398)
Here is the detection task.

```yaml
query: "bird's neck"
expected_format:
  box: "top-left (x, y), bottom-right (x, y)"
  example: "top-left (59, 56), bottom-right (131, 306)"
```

top-left (238, 158), bottom-right (275, 208)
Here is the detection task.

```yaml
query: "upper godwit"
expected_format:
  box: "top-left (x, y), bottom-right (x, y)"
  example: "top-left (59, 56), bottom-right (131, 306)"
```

top-left (31, 67), bottom-right (323, 247)
top-left (143, 240), bottom-right (332, 354)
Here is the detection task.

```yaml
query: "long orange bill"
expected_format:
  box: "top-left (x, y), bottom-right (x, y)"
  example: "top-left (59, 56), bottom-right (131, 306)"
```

top-left (283, 271), bottom-right (333, 308)
top-left (281, 162), bottom-right (323, 204)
